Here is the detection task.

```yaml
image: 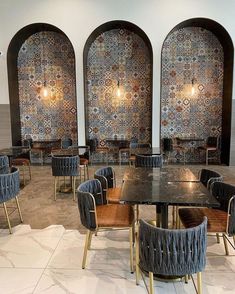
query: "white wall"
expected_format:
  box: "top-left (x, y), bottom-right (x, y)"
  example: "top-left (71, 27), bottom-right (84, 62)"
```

top-left (0, 0), bottom-right (234, 146)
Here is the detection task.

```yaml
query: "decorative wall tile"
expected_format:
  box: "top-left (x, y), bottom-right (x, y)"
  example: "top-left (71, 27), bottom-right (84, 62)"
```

top-left (86, 28), bottom-right (152, 162)
top-left (18, 31), bottom-right (77, 144)
top-left (161, 27), bottom-right (223, 162)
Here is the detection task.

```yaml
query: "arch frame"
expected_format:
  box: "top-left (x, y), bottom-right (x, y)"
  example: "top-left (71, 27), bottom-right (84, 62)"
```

top-left (7, 22), bottom-right (78, 145)
top-left (83, 20), bottom-right (153, 145)
top-left (160, 17), bottom-right (234, 165)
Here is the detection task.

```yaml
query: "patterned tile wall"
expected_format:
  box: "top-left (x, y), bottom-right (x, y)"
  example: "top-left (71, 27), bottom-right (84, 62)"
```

top-left (86, 28), bottom-right (152, 155)
top-left (161, 27), bottom-right (224, 162)
top-left (18, 31), bottom-right (77, 144)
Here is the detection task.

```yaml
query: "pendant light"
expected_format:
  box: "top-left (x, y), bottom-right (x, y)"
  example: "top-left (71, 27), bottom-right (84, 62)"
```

top-left (41, 32), bottom-right (49, 99)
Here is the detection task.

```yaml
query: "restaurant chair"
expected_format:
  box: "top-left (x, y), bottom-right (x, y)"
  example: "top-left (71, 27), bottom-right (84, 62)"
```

top-left (61, 138), bottom-right (73, 149)
top-left (162, 137), bottom-right (173, 164)
top-left (68, 146), bottom-right (90, 181)
top-left (173, 169), bottom-right (223, 228)
top-left (197, 136), bottom-right (221, 165)
top-left (0, 155), bottom-right (9, 174)
top-left (199, 169), bottom-right (223, 189)
top-left (11, 146), bottom-right (32, 186)
top-left (51, 155), bottom-right (79, 201)
top-left (135, 154), bottom-right (163, 168)
top-left (94, 166), bottom-right (121, 204)
top-left (0, 167), bottom-right (23, 234)
top-left (24, 138), bottom-right (44, 165)
top-left (87, 138), bottom-right (109, 164)
top-left (128, 142), bottom-right (139, 166)
top-left (77, 179), bottom-right (134, 271)
top-left (136, 218), bottom-right (207, 294)
top-left (118, 140), bottom-right (130, 165)
top-left (179, 181), bottom-right (235, 255)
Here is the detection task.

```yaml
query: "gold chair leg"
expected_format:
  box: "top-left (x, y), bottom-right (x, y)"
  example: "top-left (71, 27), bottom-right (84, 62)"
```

top-left (54, 177), bottom-right (57, 201)
top-left (197, 272), bottom-right (202, 294)
top-left (185, 274), bottom-right (188, 284)
top-left (88, 231), bottom-right (93, 250)
top-left (73, 176), bottom-right (76, 201)
top-left (86, 165), bottom-right (89, 179)
top-left (222, 233), bottom-right (229, 255)
top-left (233, 235), bottom-right (235, 246)
top-left (149, 272), bottom-right (154, 294)
top-left (15, 196), bottom-right (23, 222)
top-left (3, 203), bottom-right (12, 234)
top-left (28, 163), bottom-right (32, 180)
top-left (216, 233), bottom-right (220, 243)
top-left (129, 226), bottom-right (134, 273)
top-left (135, 223), bottom-right (140, 285)
top-left (82, 230), bottom-right (91, 269)
top-left (22, 164), bottom-right (26, 186)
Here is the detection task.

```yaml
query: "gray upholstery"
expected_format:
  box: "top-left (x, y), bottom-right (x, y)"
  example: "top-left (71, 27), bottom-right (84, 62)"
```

top-left (78, 178), bottom-right (105, 207)
top-left (95, 166), bottom-right (114, 187)
top-left (138, 218), bottom-right (207, 276)
top-left (51, 156), bottom-right (79, 177)
top-left (0, 167), bottom-right (20, 203)
top-left (0, 155), bottom-right (9, 174)
top-left (77, 179), bottom-right (105, 230)
top-left (135, 154), bottom-right (163, 168)
top-left (61, 138), bottom-right (73, 149)
top-left (199, 169), bottom-right (223, 188)
top-left (211, 181), bottom-right (235, 236)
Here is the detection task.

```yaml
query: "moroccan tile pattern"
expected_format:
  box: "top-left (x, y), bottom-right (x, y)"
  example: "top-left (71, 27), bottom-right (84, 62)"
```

top-left (86, 29), bottom-right (152, 162)
top-left (161, 27), bottom-right (224, 162)
top-left (18, 31), bottom-right (78, 144)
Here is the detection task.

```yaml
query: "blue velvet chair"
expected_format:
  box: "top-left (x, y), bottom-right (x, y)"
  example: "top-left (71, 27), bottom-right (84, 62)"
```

top-left (0, 155), bottom-right (9, 174)
top-left (0, 167), bottom-right (23, 233)
top-left (135, 154), bottom-right (163, 168)
top-left (51, 155), bottom-right (79, 201)
top-left (77, 179), bottom-right (134, 271)
top-left (136, 218), bottom-right (207, 294)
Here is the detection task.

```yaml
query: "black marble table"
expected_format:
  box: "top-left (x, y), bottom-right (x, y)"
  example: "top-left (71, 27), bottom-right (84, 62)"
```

top-left (120, 178), bottom-right (220, 228)
top-left (123, 167), bottom-right (198, 182)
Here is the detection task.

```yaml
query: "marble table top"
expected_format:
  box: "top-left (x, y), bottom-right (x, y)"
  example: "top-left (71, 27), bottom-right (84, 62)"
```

top-left (123, 167), bottom-right (198, 182)
top-left (120, 179), bottom-right (220, 207)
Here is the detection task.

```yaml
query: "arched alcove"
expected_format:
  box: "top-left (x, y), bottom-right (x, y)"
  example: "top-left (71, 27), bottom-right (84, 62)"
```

top-left (160, 18), bottom-right (233, 165)
top-left (7, 23), bottom-right (78, 145)
top-left (84, 20), bottom-right (153, 162)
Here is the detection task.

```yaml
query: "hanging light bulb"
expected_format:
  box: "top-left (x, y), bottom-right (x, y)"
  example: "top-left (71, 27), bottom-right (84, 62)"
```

top-left (116, 80), bottom-right (121, 97)
top-left (42, 82), bottom-right (48, 98)
top-left (191, 77), bottom-right (196, 96)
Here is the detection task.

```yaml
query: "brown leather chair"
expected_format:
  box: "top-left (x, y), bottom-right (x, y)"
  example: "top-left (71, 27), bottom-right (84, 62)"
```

top-left (197, 136), bottom-right (221, 165)
top-left (77, 179), bottom-right (134, 271)
top-left (179, 181), bottom-right (235, 255)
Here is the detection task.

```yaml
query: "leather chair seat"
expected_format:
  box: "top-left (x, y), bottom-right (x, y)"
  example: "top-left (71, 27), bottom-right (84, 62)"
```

top-left (179, 207), bottom-right (227, 232)
top-left (96, 204), bottom-right (134, 227)
top-left (107, 187), bottom-right (122, 203)
top-left (80, 158), bottom-right (89, 165)
top-left (12, 158), bottom-right (30, 166)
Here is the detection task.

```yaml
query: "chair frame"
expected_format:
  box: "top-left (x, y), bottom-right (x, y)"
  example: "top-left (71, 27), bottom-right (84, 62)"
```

top-left (136, 219), bottom-right (207, 294)
top-left (0, 167), bottom-right (23, 234)
top-left (77, 180), bottom-right (134, 272)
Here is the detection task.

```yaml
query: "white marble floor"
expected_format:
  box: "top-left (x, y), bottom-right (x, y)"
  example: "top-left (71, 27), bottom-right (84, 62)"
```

top-left (0, 224), bottom-right (234, 294)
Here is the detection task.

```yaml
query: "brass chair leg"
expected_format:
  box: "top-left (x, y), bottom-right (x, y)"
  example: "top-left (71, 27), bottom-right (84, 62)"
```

top-left (28, 163), bottom-right (32, 180)
top-left (197, 272), bottom-right (202, 294)
top-left (233, 235), bottom-right (235, 246)
top-left (3, 203), bottom-right (12, 234)
top-left (222, 233), bottom-right (229, 255)
top-left (82, 230), bottom-right (91, 269)
top-left (129, 226), bottom-right (134, 273)
top-left (135, 223), bottom-right (140, 285)
top-left (86, 165), bottom-right (89, 179)
top-left (185, 274), bottom-right (188, 284)
top-left (149, 272), bottom-right (154, 294)
top-left (73, 176), bottom-right (76, 201)
top-left (88, 231), bottom-right (93, 250)
top-left (54, 177), bottom-right (57, 201)
top-left (22, 164), bottom-right (26, 186)
top-left (15, 196), bottom-right (23, 222)
top-left (216, 233), bottom-right (220, 243)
